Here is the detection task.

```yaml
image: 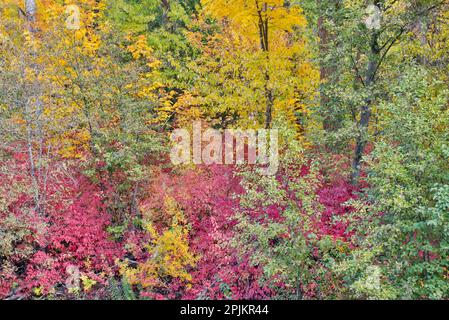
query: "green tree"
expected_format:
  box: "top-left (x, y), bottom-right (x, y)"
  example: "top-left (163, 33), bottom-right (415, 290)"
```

top-left (339, 66), bottom-right (449, 299)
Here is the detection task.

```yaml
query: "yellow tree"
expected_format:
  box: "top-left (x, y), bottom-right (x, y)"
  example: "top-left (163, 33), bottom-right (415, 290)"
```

top-left (0, 0), bottom-right (58, 214)
top-left (1, 1), bottom-right (165, 219)
top-left (168, 0), bottom-right (319, 132)
top-left (121, 196), bottom-right (197, 292)
top-left (46, 1), bottom-right (166, 222)
top-left (1, 0), bottom-right (113, 213)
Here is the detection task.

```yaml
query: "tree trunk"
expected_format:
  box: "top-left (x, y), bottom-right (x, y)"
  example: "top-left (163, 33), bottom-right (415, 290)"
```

top-left (318, 1), bottom-right (341, 132)
top-left (23, 0), bottom-right (46, 214)
top-left (265, 77), bottom-right (273, 129)
top-left (25, 0), bottom-right (36, 22)
top-left (351, 31), bottom-right (380, 185)
top-left (256, 2), bottom-right (272, 129)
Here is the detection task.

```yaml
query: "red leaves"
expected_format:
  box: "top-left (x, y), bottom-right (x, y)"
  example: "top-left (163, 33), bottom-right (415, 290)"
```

top-left (0, 153), bottom-right (123, 298)
top-left (1, 150), bottom-right (358, 299)
top-left (317, 179), bottom-right (358, 241)
top-left (138, 165), bottom-right (269, 299)
top-left (46, 176), bottom-right (122, 267)
top-left (25, 173), bottom-right (123, 295)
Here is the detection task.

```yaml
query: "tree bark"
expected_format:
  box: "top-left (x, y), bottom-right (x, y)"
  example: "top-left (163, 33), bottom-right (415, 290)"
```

top-left (23, 0), bottom-right (46, 214)
top-left (351, 31), bottom-right (380, 185)
top-left (25, 0), bottom-right (36, 22)
top-left (255, 2), bottom-right (273, 129)
top-left (318, 0), bottom-right (341, 132)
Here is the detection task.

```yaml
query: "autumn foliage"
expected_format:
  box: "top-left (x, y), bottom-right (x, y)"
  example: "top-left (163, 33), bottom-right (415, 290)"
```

top-left (1, 0), bottom-right (448, 300)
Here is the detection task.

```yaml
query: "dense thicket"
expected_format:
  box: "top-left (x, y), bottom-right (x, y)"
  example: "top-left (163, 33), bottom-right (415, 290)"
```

top-left (0, 0), bottom-right (448, 299)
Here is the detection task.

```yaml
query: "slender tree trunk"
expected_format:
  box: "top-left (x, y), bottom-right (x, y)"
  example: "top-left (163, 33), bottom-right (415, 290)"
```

top-left (256, 2), bottom-right (273, 129)
top-left (25, 105), bottom-right (40, 210)
top-left (161, 0), bottom-right (171, 26)
top-left (295, 273), bottom-right (302, 300)
top-left (23, 0), bottom-right (46, 214)
top-left (25, 0), bottom-right (36, 23)
top-left (264, 74), bottom-right (273, 129)
top-left (417, 18), bottom-right (429, 65)
top-left (318, 0), bottom-right (341, 132)
top-left (351, 31), bottom-right (380, 185)
top-left (350, 1), bottom-right (443, 185)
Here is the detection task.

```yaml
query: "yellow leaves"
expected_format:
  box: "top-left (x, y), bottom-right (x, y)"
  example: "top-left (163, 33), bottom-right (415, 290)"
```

top-left (143, 220), bottom-right (158, 239)
top-left (0, 31), bottom-right (9, 46)
top-left (23, 29), bottom-right (38, 52)
top-left (0, 0), bottom-right (19, 19)
top-left (80, 275), bottom-right (97, 292)
top-left (134, 81), bottom-right (163, 100)
top-left (187, 1), bottom-right (318, 134)
top-left (73, 28), bottom-right (101, 56)
top-left (172, 93), bottom-right (204, 126)
top-left (33, 286), bottom-right (43, 297)
top-left (163, 196), bottom-right (187, 226)
top-left (124, 35), bottom-right (165, 104)
top-left (270, 5), bottom-right (306, 31)
top-left (127, 35), bottom-right (151, 60)
top-left (0, 0), bottom-right (164, 163)
top-left (151, 91), bottom-right (204, 127)
top-left (202, 0), bottom-right (307, 45)
top-left (119, 261), bottom-right (141, 287)
top-left (399, 8), bottom-right (449, 80)
top-left (55, 129), bottom-right (91, 159)
top-left (0, 103), bottom-right (7, 113)
top-left (145, 222), bottom-right (196, 284)
top-left (429, 9), bottom-right (449, 64)
top-left (127, 35), bottom-right (161, 69)
top-left (147, 59), bottom-right (162, 70)
top-left (124, 196), bottom-right (197, 289)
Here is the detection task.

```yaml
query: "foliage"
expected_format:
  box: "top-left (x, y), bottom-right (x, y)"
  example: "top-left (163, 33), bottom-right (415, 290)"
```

top-left (0, 0), bottom-right (448, 300)
top-left (338, 66), bottom-right (449, 299)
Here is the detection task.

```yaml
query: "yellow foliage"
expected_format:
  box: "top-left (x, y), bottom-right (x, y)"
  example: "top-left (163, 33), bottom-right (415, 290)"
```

top-left (152, 91), bottom-right (204, 128)
top-left (127, 34), bottom-right (161, 69)
top-left (182, 4), bottom-right (319, 133)
top-left (122, 196), bottom-right (197, 289)
top-left (80, 275), bottom-right (97, 292)
top-left (202, 0), bottom-right (306, 43)
top-left (33, 286), bottom-right (43, 297)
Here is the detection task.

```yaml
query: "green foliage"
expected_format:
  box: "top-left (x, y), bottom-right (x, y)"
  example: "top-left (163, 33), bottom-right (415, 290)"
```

top-left (339, 65), bottom-right (449, 299)
top-left (108, 277), bottom-right (137, 300)
top-left (107, 0), bottom-right (200, 86)
top-left (233, 121), bottom-right (347, 299)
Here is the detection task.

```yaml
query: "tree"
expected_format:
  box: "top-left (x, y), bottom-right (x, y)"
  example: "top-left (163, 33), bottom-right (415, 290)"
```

top-left (233, 121), bottom-right (356, 299)
top-left (302, 0), bottom-right (446, 184)
top-left (339, 66), bottom-right (449, 299)
top-left (175, 0), bottom-right (318, 133)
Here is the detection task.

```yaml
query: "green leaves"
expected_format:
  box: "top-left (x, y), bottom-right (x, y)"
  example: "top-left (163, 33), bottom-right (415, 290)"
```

top-left (342, 64), bottom-right (449, 299)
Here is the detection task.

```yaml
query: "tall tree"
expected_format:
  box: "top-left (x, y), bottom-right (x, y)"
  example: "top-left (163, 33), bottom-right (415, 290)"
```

top-left (176, 0), bottom-right (318, 132)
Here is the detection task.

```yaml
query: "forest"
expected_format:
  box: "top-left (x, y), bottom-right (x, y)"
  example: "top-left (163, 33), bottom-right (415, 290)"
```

top-left (0, 0), bottom-right (448, 300)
